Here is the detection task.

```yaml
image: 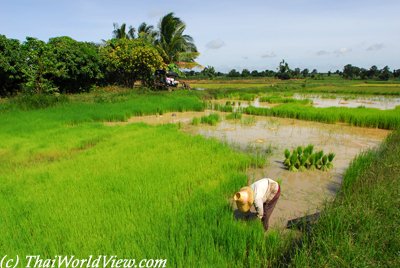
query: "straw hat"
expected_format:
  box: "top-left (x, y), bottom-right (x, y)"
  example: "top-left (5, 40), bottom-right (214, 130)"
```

top-left (234, 186), bottom-right (254, 212)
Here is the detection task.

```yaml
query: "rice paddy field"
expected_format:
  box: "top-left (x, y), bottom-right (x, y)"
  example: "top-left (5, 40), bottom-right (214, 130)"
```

top-left (1, 78), bottom-right (399, 267)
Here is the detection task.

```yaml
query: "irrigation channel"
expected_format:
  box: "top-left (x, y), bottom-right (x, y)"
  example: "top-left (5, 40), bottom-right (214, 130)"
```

top-left (107, 111), bottom-right (389, 228)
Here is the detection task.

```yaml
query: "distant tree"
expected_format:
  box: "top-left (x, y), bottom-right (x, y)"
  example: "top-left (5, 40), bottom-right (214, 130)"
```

top-left (0, 35), bottom-right (26, 96)
top-left (393, 69), bottom-right (400, 79)
top-left (276, 59), bottom-right (291, 80)
top-left (241, 69), bottom-right (251, 77)
top-left (378, 66), bottom-right (391, 81)
top-left (251, 70), bottom-right (260, 77)
top-left (327, 71), bottom-right (331, 76)
top-left (368, 65), bottom-right (379, 79)
top-left (301, 68), bottom-right (309, 78)
top-left (113, 23), bottom-right (135, 39)
top-left (201, 66), bottom-right (216, 78)
top-left (360, 68), bottom-right (368, 80)
top-left (227, 69), bottom-right (240, 77)
top-left (293, 68), bottom-right (301, 78)
top-left (343, 64), bottom-right (360, 79)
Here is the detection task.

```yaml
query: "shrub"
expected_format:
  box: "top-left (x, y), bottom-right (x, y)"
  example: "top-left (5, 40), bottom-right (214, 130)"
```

top-left (100, 39), bottom-right (165, 88)
top-left (11, 93), bottom-right (69, 110)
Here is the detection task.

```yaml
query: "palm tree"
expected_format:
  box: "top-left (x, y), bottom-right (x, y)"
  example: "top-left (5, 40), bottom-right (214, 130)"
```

top-left (137, 22), bottom-right (157, 43)
top-left (112, 23), bottom-right (135, 39)
top-left (155, 13), bottom-right (199, 68)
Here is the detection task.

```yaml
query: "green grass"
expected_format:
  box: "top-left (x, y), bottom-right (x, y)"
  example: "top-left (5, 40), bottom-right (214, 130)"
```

top-left (243, 104), bottom-right (400, 129)
top-left (258, 95), bottom-right (312, 105)
top-left (0, 90), bottom-right (293, 267)
top-left (289, 129), bottom-right (400, 267)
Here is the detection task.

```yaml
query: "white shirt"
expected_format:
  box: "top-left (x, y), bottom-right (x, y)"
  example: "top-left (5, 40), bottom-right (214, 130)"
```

top-left (250, 178), bottom-right (279, 217)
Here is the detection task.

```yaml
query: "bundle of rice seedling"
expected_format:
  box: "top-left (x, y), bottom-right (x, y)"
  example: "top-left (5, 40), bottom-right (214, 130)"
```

top-left (283, 145), bottom-right (335, 172)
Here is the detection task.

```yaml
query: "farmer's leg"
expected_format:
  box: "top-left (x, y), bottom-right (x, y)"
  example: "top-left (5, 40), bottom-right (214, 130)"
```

top-left (262, 190), bottom-right (281, 230)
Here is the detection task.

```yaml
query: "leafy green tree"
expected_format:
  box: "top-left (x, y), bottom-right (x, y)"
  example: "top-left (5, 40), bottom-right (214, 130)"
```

top-left (311, 69), bottom-right (318, 78)
top-left (0, 35), bottom-right (26, 96)
top-left (368, 65), bottom-right (379, 79)
top-left (393, 69), bottom-right (400, 79)
top-left (241, 69), bottom-right (251, 77)
top-left (343, 64), bottom-right (360, 79)
top-left (293, 68), bottom-right (301, 78)
top-left (47, 37), bottom-right (102, 93)
top-left (155, 13), bottom-right (199, 68)
top-left (22, 37), bottom-right (57, 94)
top-left (100, 39), bottom-right (165, 87)
top-left (200, 66), bottom-right (216, 78)
top-left (301, 68), bottom-right (309, 78)
top-left (378, 66), bottom-right (391, 81)
top-left (276, 59), bottom-right (291, 80)
top-left (251, 70), bottom-right (261, 77)
top-left (113, 23), bottom-right (135, 39)
top-left (227, 69), bottom-right (240, 77)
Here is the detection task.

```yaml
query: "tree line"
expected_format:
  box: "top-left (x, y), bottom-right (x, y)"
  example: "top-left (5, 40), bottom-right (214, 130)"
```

top-left (0, 13), bottom-right (198, 97)
top-left (188, 61), bottom-right (399, 81)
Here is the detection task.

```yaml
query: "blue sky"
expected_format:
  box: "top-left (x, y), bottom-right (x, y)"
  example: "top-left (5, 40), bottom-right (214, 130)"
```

top-left (1, 0), bottom-right (399, 72)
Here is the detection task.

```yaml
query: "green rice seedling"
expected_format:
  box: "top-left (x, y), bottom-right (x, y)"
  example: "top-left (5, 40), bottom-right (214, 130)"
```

top-left (289, 151), bottom-right (299, 171)
top-left (191, 117), bottom-right (200, 125)
top-left (321, 155), bottom-right (329, 171)
top-left (241, 115), bottom-right (256, 125)
top-left (327, 152), bottom-right (336, 169)
top-left (299, 155), bottom-right (309, 172)
top-left (304, 144), bottom-right (314, 155)
top-left (309, 154), bottom-right (317, 171)
top-left (297, 146), bottom-right (303, 157)
top-left (226, 112), bottom-right (242, 120)
top-left (200, 113), bottom-right (220, 125)
top-left (283, 146), bottom-right (335, 172)
top-left (283, 149), bottom-right (291, 167)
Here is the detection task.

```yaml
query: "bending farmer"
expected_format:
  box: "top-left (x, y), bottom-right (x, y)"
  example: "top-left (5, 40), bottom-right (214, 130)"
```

top-left (234, 178), bottom-right (280, 230)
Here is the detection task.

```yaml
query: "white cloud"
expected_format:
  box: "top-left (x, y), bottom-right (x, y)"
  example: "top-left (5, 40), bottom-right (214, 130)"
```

top-left (205, 39), bottom-right (225, 49)
top-left (366, 43), bottom-right (384, 51)
top-left (316, 50), bottom-right (330, 56)
top-left (261, 52), bottom-right (276, 58)
top-left (333, 47), bottom-right (352, 56)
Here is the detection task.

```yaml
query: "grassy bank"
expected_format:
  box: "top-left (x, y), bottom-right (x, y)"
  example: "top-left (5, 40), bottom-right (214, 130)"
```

top-left (243, 104), bottom-right (400, 129)
top-left (289, 129), bottom-right (400, 267)
top-left (0, 91), bottom-right (293, 267)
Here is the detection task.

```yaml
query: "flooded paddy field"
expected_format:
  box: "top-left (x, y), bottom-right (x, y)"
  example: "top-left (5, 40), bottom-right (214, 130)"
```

top-left (112, 111), bottom-right (390, 228)
top-left (293, 94), bottom-right (400, 110)
top-left (210, 94), bottom-right (400, 110)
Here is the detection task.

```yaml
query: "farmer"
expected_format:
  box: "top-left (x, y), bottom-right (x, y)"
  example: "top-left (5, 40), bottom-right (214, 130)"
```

top-left (234, 178), bottom-right (280, 230)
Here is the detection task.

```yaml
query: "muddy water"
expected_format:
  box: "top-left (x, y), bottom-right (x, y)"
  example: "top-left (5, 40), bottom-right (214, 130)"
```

top-left (191, 115), bottom-right (389, 227)
top-left (211, 95), bottom-right (400, 110)
top-left (106, 111), bottom-right (390, 228)
top-left (293, 94), bottom-right (400, 110)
